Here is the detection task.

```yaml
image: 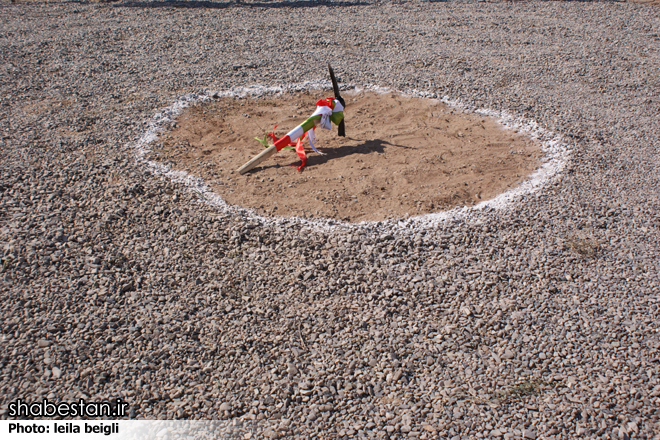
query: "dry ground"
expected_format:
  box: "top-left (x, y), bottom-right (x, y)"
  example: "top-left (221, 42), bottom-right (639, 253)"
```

top-left (154, 91), bottom-right (541, 221)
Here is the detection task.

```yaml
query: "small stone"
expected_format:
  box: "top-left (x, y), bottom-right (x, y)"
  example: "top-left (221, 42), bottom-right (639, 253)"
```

top-left (401, 425), bottom-right (411, 433)
top-left (523, 429), bottom-right (536, 439)
top-left (286, 363), bottom-right (298, 375)
top-left (263, 429), bottom-right (279, 439)
top-left (38, 339), bottom-right (51, 348)
top-left (502, 349), bottom-right (515, 360)
top-left (219, 402), bottom-right (231, 411)
top-left (52, 367), bottom-right (62, 378)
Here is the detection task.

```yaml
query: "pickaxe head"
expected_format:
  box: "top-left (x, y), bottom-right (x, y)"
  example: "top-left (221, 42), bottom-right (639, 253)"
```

top-left (328, 64), bottom-right (346, 137)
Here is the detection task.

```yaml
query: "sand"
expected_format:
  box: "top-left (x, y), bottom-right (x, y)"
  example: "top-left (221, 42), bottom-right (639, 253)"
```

top-left (152, 91), bottom-right (543, 222)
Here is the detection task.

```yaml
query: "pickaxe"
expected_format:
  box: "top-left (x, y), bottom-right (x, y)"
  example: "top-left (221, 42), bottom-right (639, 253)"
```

top-left (237, 64), bottom-right (346, 175)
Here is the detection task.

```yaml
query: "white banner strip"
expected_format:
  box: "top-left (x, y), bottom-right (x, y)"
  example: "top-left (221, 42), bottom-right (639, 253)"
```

top-left (0, 420), bottom-right (269, 440)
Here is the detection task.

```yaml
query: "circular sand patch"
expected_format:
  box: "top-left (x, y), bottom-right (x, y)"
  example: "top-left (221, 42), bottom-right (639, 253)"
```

top-left (152, 91), bottom-right (543, 222)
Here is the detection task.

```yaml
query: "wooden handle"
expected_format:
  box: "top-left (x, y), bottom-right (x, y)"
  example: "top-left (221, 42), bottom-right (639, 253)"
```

top-left (237, 144), bottom-right (277, 175)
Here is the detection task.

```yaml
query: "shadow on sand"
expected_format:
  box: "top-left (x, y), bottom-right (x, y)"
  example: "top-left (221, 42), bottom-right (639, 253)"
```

top-left (247, 138), bottom-right (412, 173)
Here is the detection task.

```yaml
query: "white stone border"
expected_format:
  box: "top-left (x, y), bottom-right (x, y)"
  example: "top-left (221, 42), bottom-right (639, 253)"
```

top-left (132, 82), bottom-right (571, 232)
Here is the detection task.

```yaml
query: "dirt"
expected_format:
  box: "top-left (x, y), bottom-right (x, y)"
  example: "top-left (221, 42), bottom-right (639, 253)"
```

top-left (152, 91), bottom-right (543, 222)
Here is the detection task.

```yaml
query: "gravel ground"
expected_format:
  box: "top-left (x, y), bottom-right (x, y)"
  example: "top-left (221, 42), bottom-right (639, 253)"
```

top-left (1, 0), bottom-right (659, 439)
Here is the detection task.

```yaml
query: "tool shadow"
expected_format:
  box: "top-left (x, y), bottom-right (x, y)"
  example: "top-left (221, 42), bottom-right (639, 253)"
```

top-left (254, 138), bottom-right (412, 173)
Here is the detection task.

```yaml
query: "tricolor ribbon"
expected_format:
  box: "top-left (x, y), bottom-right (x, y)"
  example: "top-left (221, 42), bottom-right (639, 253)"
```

top-left (265, 97), bottom-right (344, 172)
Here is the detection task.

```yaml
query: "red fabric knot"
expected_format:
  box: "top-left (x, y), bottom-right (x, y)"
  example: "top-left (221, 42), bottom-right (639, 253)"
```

top-left (315, 97), bottom-right (335, 109)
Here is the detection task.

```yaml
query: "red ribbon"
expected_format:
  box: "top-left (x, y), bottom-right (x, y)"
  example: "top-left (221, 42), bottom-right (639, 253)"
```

top-left (267, 124), bottom-right (279, 144)
top-left (270, 124), bottom-right (300, 152)
top-left (269, 125), bottom-right (312, 172)
top-left (315, 97), bottom-right (335, 109)
top-left (294, 134), bottom-right (307, 172)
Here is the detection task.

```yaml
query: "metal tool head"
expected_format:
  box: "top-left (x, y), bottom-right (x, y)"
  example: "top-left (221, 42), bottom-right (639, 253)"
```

top-left (328, 64), bottom-right (346, 136)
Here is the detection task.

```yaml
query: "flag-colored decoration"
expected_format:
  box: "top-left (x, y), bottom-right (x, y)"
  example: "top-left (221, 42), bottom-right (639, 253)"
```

top-left (262, 97), bottom-right (345, 172)
top-left (236, 64), bottom-right (346, 176)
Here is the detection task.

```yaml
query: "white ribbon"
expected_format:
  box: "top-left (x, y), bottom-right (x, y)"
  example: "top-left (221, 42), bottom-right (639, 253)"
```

top-left (311, 105), bottom-right (333, 130)
top-left (306, 99), bottom-right (344, 154)
top-left (307, 129), bottom-right (325, 155)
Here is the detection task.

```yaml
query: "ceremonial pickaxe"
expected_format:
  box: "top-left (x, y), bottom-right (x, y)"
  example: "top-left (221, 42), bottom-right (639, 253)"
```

top-left (237, 64), bottom-right (346, 175)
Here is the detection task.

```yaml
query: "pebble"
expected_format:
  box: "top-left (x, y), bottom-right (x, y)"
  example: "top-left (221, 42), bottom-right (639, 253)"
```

top-left (263, 429), bottom-right (279, 439)
top-left (502, 349), bottom-right (515, 360)
top-left (523, 429), bottom-right (536, 439)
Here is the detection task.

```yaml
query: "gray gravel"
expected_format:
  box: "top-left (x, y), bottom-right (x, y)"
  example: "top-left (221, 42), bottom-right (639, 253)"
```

top-left (1, 0), bottom-right (660, 438)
